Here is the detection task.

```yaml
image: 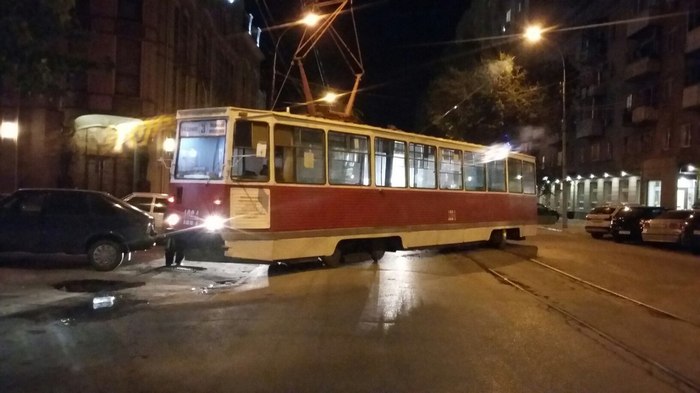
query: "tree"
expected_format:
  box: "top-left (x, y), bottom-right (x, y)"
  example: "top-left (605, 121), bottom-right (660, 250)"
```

top-left (424, 53), bottom-right (545, 145)
top-left (0, 0), bottom-right (89, 96)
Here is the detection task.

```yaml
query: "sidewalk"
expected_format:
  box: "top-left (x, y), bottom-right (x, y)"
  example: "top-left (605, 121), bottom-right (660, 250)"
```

top-left (538, 218), bottom-right (587, 235)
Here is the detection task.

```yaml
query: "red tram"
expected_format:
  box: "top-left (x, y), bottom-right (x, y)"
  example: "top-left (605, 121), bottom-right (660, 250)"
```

top-left (164, 107), bottom-right (537, 266)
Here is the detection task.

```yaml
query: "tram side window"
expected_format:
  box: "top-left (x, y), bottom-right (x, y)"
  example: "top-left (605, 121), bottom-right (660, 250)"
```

top-left (408, 143), bottom-right (436, 189)
top-left (463, 151), bottom-right (486, 191)
top-left (522, 161), bottom-right (536, 194)
top-left (274, 124), bottom-right (325, 184)
top-left (486, 159), bottom-right (506, 192)
top-left (328, 131), bottom-right (370, 186)
top-left (375, 138), bottom-right (407, 187)
top-left (508, 158), bottom-right (523, 193)
top-left (231, 120), bottom-right (270, 181)
top-left (439, 148), bottom-right (462, 190)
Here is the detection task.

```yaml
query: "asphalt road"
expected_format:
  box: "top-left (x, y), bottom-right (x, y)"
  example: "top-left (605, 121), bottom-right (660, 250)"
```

top-left (1, 225), bottom-right (699, 393)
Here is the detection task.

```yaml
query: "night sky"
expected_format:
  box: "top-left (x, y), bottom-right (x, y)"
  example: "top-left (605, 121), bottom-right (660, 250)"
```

top-left (250, 0), bottom-right (470, 130)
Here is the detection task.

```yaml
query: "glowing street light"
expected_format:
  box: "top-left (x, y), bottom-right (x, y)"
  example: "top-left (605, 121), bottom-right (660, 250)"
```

top-left (301, 12), bottom-right (322, 27)
top-left (163, 137), bottom-right (176, 153)
top-left (0, 121), bottom-right (18, 140)
top-left (524, 25), bottom-right (568, 228)
top-left (523, 25), bottom-right (543, 43)
top-left (321, 91), bottom-right (339, 103)
top-left (270, 13), bottom-right (324, 109)
top-left (1, 120), bottom-right (19, 190)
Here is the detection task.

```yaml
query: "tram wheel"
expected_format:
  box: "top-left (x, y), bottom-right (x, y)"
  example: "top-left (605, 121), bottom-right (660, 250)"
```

top-left (488, 229), bottom-right (506, 248)
top-left (322, 248), bottom-right (344, 268)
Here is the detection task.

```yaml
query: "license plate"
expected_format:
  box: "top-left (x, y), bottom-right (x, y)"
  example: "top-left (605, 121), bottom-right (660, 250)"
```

top-left (694, 230), bottom-right (700, 235)
top-left (619, 230), bottom-right (630, 235)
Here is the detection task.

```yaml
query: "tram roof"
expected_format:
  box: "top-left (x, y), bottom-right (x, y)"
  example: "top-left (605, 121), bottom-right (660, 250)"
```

top-left (176, 106), bottom-right (535, 161)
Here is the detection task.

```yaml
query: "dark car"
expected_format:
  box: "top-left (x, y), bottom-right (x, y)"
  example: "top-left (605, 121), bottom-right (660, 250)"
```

top-left (610, 206), bottom-right (666, 242)
top-left (0, 188), bottom-right (156, 271)
top-left (537, 203), bottom-right (560, 224)
top-left (681, 212), bottom-right (700, 253)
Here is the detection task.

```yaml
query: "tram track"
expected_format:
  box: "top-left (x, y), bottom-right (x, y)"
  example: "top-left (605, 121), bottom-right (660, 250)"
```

top-left (467, 250), bottom-right (700, 393)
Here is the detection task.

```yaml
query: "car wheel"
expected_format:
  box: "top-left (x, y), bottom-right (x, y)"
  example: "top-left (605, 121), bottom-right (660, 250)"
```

top-left (591, 233), bottom-right (603, 239)
top-left (88, 240), bottom-right (125, 271)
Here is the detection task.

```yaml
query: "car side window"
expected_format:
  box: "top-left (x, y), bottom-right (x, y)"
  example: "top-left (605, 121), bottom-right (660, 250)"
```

top-left (44, 193), bottom-right (86, 216)
top-left (153, 198), bottom-right (168, 213)
top-left (88, 194), bottom-right (120, 216)
top-left (15, 193), bottom-right (47, 216)
top-left (127, 196), bottom-right (154, 212)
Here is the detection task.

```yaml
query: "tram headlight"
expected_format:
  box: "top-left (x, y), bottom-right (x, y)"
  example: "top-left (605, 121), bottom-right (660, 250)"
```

top-left (203, 215), bottom-right (226, 232)
top-left (165, 213), bottom-right (181, 227)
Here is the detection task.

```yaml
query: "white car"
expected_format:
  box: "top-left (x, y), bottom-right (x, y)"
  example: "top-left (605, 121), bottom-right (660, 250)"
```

top-left (584, 205), bottom-right (627, 239)
top-left (122, 192), bottom-right (171, 233)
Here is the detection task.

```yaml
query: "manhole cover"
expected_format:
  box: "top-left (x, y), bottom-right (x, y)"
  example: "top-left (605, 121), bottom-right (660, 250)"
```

top-left (53, 279), bottom-right (145, 293)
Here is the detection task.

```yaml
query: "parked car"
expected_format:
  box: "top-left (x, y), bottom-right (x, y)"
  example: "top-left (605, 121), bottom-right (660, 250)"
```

top-left (680, 212), bottom-right (700, 253)
top-left (610, 206), bottom-right (666, 242)
top-left (0, 188), bottom-right (156, 271)
top-left (122, 192), bottom-right (171, 232)
top-left (537, 203), bottom-right (560, 224)
top-left (641, 210), bottom-right (695, 245)
top-left (585, 205), bottom-right (627, 239)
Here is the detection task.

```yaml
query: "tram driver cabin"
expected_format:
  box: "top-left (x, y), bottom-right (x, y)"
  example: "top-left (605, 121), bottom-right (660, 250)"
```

top-left (164, 107), bottom-right (538, 266)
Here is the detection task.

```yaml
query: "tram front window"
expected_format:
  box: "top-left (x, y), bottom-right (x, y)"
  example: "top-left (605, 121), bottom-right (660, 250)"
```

top-left (174, 120), bottom-right (226, 180)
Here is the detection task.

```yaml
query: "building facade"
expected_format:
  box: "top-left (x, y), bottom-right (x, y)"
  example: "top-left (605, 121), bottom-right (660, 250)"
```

top-left (0, 0), bottom-right (264, 197)
top-left (457, 0), bottom-right (700, 216)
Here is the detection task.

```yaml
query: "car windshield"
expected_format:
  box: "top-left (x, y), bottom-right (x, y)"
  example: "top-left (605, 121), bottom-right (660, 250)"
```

top-left (589, 206), bottom-right (616, 215)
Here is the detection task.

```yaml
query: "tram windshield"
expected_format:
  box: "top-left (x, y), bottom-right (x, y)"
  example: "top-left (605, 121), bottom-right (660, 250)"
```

top-left (174, 119), bottom-right (227, 180)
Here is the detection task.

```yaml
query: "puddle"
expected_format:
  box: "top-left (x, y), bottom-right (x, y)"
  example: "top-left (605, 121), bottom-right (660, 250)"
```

top-left (53, 279), bottom-right (145, 293)
top-left (9, 294), bottom-right (149, 325)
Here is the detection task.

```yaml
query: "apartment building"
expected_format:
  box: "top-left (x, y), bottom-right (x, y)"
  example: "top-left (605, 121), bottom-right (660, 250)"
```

top-left (456, 0), bottom-right (700, 216)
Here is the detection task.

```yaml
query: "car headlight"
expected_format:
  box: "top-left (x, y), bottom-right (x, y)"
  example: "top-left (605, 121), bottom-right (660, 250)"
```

top-left (203, 215), bottom-right (226, 231)
top-left (165, 213), bottom-right (181, 227)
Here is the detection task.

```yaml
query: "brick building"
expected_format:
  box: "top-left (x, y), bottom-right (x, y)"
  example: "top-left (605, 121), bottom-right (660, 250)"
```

top-left (0, 0), bottom-right (264, 196)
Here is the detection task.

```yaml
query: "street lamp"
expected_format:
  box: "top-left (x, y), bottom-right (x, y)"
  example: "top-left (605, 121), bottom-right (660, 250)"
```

top-left (0, 120), bottom-right (19, 191)
top-left (270, 12), bottom-right (323, 109)
top-left (524, 25), bottom-right (568, 229)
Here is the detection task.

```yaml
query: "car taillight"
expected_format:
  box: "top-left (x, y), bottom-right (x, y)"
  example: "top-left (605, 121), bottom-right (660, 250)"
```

top-left (167, 195), bottom-right (175, 203)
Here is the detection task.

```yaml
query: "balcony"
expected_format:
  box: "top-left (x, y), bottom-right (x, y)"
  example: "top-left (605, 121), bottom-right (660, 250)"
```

top-left (687, 26), bottom-right (700, 54)
top-left (627, 7), bottom-right (661, 38)
top-left (576, 118), bottom-right (604, 139)
top-left (683, 84), bottom-right (700, 110)
top-left (631, 106), bottom-right (659, 124)
top-left (624, 57), bottom-right (660, 82)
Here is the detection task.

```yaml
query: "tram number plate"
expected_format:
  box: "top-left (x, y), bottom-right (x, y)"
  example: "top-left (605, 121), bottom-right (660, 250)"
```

top-left (618, 230), bottom-right (630, 235)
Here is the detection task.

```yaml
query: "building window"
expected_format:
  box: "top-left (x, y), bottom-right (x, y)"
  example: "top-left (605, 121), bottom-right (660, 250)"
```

top-left (605, 141), bottom-right (613, 160)
top-left (680, 123), bottom-right (692, 147)
top-left (603, 180), bottom-right (612, 203)
top-left (647, 180), bottom-right (662, 206)
top-left (590, 181), bottom-right (599, 207)
top-left (578, 146), bottom-right (586, 163)
top-left (506, 9), bottom-right (511, 22)
top-left (591, 142), bottom-right (600, 161)
top-left (663, 128), bottom-right (671, 150)
top-left (619, 178), bottom-right (629, 202)
top-left (577, 182), bottom-right (585, 211)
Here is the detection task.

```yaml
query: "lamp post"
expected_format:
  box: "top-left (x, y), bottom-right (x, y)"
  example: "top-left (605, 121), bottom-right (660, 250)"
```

top-left (0, 120), bottom-right (19, 191)
top-left (270, 12), bottom-right (322, 110)
top-left (524, 26), bottom-right (568, 229)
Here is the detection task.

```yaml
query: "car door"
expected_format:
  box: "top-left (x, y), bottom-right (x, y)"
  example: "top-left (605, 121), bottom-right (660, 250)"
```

top-left (41, 192), bottom-right (92, 253)
top-left (0, 191), bottom-right (46, 252)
